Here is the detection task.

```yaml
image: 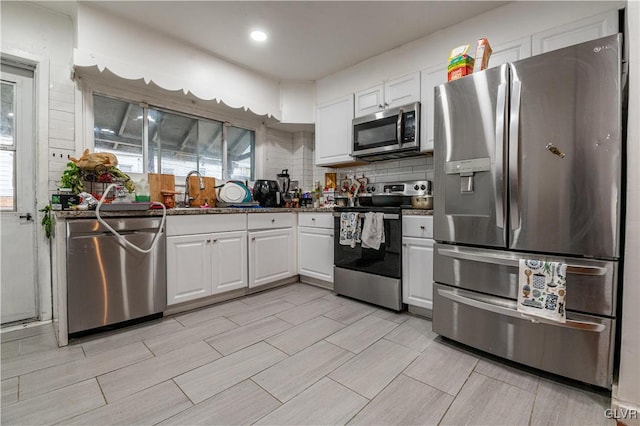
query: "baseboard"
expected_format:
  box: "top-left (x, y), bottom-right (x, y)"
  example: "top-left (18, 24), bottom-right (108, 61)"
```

top-left (408, 305), bottom-right (433, 319)
top-left (299, 275), bottom-right (334, 290)
top-left (610, 397), bottom-right (640, 426)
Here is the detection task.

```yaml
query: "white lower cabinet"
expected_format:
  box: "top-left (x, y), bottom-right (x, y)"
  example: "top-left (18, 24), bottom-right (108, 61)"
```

top-left (167, 213), bottom-right (249, 306)
top-left (248, 227), bottom-right (296, 288)
top-left (167, 233), bottom-right (212, 305)
top-left (402, 216), bottom-right (434, 313)
top-left (297, 213), bottom-right (334, 283)
top-left (167, 230), bottom-right (248, 305)
top-left (211, 231), bottom-right (248, 294)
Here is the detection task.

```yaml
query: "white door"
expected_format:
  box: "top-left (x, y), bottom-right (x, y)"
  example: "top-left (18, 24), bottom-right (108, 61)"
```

top-left (248, 228), bottom-right (295, 287)
top-left (402, 237), bottom-right (434, 312)
top-left (315, 94), bottom-right (355, 166)
top-left (297, 227), bottom-right (333, 282)
top-left (166, 234), bottom-right (212, 305)
top-left (211, 230), bottom-right (247, 294)
top-left (1, 63), bottom-right (38, 324)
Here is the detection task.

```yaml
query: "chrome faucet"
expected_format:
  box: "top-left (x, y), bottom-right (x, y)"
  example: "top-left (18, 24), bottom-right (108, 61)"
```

top-left (184, 170), bottom-right (205, 207)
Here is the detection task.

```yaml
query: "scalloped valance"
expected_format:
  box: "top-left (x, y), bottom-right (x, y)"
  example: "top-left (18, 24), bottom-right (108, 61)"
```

top-left (73, 48), bottom-right (281, 120)
top-left (74, 3), bottom-right (281, 120)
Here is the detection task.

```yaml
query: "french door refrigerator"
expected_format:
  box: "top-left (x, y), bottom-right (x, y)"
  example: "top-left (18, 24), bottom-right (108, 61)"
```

top-left (432, 34), bottom-right (623, 389)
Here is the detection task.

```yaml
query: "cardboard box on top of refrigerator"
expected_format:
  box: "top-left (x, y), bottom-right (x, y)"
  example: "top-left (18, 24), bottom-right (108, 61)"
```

top-left (447, 44), bottom-right (475, 81)
top-left (473, 38), bottom-right (492, 72)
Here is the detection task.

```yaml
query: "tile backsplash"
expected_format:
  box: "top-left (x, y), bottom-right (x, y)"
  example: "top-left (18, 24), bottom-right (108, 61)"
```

top-left (313, 155), bottom-right (434, 190)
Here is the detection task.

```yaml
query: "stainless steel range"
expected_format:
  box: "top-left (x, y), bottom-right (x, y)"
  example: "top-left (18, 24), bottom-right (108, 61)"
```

top-left (333, 180), bottom-right (430, 310)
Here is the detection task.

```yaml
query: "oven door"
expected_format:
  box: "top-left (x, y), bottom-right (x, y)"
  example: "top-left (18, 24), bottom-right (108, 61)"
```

top-left (333, 212), bottom-right (401, 278)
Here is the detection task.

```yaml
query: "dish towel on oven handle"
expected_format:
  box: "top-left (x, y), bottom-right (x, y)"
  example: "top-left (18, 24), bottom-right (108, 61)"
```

top-left (339, 212), bottom-right (361, 248)
top-left (517, 259), bottom-right (567, 323)
top-left (361, 212), bottom-right (385, 250)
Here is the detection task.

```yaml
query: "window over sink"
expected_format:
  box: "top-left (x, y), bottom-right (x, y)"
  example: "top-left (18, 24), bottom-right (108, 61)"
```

top-left (92, 94), bottom-right (254, 181)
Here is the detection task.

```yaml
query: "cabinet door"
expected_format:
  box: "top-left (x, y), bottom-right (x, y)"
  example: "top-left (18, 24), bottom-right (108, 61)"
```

top-left (298, 227), bottom-right (334, 282)
top-left (420, 64), bottom-right (447, 152)
top-left (315, 94), bottom-right (355, 166)
top-left (249, 228), bottom-right (295, 287)
top-left (354, 84), bottom-right (384, 118)
top-left (532, 10), bottom-right (618, 55)
top-left (402, 237), bottom-right (434, 312)
top-left (167, 234), bottom-right (212, 305)
top-left (384, 72), bottom-right (420, 109)
top-left (211, 230), bottom-right (248, 294)
top-left (489, 36), bottom-right (532, 69)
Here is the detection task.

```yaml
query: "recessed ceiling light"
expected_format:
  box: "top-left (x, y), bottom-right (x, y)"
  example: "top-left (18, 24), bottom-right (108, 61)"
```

top-left (250, 30), bottom-right (267, 42)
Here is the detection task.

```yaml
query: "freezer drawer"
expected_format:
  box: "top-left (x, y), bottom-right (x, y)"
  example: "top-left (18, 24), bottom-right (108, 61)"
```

top-left (433, 283), bottom-right (615, 389)
top-left (434, 243), bottom-right (617, 317)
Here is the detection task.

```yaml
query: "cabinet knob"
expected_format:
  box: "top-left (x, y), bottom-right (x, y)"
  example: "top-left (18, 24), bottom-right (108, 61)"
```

top-left (378, 104), bottom-right (384, 108)
top-left (251, 237), bottom-right (256, 241)
top-left (213, 239), bottom-right (218, 243)
top-left (402, 243), bottom-right (407, 247)
top-left (271, 219), bottom-right (275, 223)
top-left (420, 225), bottom-right (425, 229)
top-left (311, 217), bottom-right (316, 221)
top-left (384, 102), bottom-right (389, 107)
top-left (206, 239), bottom-right (212, 243)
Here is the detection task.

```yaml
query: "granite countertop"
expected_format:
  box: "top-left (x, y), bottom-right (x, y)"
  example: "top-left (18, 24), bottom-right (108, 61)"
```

top-left (54, 206), bottom-right (335, 219)
top-left (402, 209), bottom-right (434, 216)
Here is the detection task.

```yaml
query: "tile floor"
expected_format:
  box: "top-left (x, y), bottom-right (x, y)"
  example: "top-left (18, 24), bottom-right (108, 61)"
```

top-left (1, 283), bottom-right (615, 425)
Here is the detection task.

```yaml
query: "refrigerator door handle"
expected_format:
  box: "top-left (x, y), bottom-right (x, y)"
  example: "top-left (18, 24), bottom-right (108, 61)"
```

top-left (437, 247), bottom-right (607, 276)
top-left (495, 82), bottom-right (507, 229)
top-left (509, 79), bottom-right (522, 230)
top-left (436, 288), bottom-right (606, 332)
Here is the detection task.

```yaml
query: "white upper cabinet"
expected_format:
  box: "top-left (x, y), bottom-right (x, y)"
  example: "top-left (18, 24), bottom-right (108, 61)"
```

top-left (354, 84), bottom-right (384, 117)
top-left (384, 72), bottom-right (421, 108)
top-left (315, 94), bottom-right (355, 166)
top-left (489, 36), bottom-right (533, 68)
top-left (532, 10), bottom-right (618, 55)
top-left (420, 64), bottom-right (447, 153)
top-left (355, 72), bottom-right (420, 118)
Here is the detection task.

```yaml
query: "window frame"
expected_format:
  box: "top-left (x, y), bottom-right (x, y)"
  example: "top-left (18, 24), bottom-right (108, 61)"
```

top-left (81, 79), bottom-right (259, 182)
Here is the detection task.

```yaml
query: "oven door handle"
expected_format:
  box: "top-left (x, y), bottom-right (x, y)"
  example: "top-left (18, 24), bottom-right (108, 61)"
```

top-left (436, 288), bottom-right (606, 332)
top-left (333, 212), bottom-right (399, 220)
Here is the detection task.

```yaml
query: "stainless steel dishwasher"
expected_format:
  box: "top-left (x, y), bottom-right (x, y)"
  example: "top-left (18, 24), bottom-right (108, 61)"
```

top-left (67, 217), bottom-right (166, 334)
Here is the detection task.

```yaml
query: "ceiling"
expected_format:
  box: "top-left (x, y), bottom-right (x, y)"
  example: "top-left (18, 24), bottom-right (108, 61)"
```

top-left (48, 1), bottom-right (508, 82)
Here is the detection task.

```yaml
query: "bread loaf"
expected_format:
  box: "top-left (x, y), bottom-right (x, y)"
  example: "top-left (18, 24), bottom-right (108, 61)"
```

top-left (70, 149), bottom-right (118, 170)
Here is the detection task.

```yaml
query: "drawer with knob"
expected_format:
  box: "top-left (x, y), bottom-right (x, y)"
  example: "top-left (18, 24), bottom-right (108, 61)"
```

top-left (247, 212), bottom-right (294, 230)
top-left (402, 215), bottom-right (433, 238)
top-left (298, 212), bottom-right (333, 229)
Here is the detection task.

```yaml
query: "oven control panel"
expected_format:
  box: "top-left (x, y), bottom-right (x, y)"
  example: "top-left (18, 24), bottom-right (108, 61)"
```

top-left (365, 180), bottom-right (432, 196)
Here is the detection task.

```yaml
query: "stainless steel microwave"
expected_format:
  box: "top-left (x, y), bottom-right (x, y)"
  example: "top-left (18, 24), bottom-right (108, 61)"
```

top-left (352, 102), bottom-right (420, 160)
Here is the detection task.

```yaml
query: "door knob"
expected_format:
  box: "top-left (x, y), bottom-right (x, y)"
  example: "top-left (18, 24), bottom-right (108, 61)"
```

top-left (19, 213), bottom-right (33, 221)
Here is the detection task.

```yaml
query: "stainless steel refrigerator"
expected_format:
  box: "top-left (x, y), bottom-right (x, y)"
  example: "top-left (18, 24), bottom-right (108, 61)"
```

top-left (432, 34), bottom-right (623, 389)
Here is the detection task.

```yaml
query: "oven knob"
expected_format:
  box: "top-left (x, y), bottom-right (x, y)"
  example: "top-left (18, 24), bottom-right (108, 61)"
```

top-left (420, 184), bottom-right (426, 190)
top-left (414, 185), bottom-right (420, 190)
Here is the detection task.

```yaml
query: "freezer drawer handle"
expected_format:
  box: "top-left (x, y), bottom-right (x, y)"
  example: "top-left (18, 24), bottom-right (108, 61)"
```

top-left (437, 248), bottom-right (607, 276)
top-left (437, 288), bottom-right (605, 332)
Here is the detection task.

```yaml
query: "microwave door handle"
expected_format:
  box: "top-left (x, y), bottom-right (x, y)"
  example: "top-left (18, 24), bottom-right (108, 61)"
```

top-left (396, 108), bottom-right (404, 146)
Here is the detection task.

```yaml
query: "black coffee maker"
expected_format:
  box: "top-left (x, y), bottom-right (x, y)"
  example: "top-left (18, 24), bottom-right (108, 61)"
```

top-left (253, 180), bottom-right (281, 207)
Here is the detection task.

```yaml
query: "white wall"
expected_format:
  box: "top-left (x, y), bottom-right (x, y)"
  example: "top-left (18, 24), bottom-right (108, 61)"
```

top-left (1, 1), bottom-right (77, 321)
top-left (75, 3), bottom-right (281, 120)
top-left (614, 1), bottom-right (640, 419)
top-left (262, 128), bottom-right (294, 183)
top-left (317, 1), bottom-right (623, 103)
